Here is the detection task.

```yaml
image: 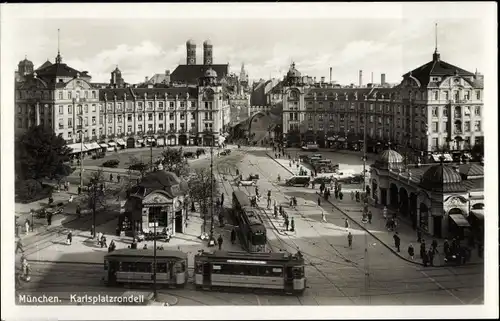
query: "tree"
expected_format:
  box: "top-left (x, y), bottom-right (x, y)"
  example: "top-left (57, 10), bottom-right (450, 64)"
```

top-left (188, 167), bottom-right (218, 232)
top-left (160, 147), bottom-right (190, 178)
top-left (128, 155), bottom-right (149, 178)
top-left (15, 125), bottom-right (71, 182)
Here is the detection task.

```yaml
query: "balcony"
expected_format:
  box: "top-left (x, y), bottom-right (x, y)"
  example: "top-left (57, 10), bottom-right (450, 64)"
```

top-left (178, 128), bottom-right (186, 134)
top-left (168, 128), bottom-right (176, 134)
top-left (76, 125), bottom-right (82, 130)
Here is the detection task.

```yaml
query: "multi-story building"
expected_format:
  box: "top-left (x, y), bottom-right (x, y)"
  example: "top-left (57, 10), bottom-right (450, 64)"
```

top-left (281, 48), bottom-right (484, 160)
top-left (14, 48), bottom-right (228, 150)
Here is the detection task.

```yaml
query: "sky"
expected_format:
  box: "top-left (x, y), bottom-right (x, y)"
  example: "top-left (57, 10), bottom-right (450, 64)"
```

top-left (5, 4), bottom-right (490, 86)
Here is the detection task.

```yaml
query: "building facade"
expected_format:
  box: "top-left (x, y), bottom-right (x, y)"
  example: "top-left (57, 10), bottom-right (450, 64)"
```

top-left (15, 51), bottom-right (228, 148)
top-left (281, 49), bottom-right (484, 158)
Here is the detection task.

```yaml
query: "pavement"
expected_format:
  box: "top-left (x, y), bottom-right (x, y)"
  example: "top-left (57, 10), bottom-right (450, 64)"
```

top-left (267, 152), bottom-right (484, 267)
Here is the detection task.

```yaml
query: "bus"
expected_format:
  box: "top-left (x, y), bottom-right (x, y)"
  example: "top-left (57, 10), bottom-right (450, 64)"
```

top-left (232, 191), bottom-right (267, 252)
top-left (194, 250), bottom-right (306, 295)
top-left (103, 249), bottom-right (188, 288)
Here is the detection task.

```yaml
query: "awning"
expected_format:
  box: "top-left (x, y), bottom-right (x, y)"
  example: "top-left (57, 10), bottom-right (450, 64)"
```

top-left (337, 137), bottom-right (346, 142)
top-left (431, 154), bottom-right (442, 162)
top-left (99, 143), bottom-right (109, 148)
top-left (449, 214), bottom-right (471, 227)
top-left (443, 153), bottom-right (453, 162)
top-left (85, 142), bottom-right (101, 150)
top-left (107, 142), bottom-right (117, 147)
top-left (68, 143), bottom-right (88, 154)
top-left (157, 138), bottom-right (165, 146)
top-left (116, 139), bottom-right (126, 146)
top-left (137, 139), bottom-right (144, 143)
top-left (470, 210), bottom-right (484, 220)
top-left (327, 137), bottom-right (336, 141)
top-left (146, 137), bottom-right (156, 143)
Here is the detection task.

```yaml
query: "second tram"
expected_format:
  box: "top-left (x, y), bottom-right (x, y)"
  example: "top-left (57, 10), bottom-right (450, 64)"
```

top-left (232, 191), bottom-right (267, 252)
top-left (103, 249), bottom-right (188, 288)
top-left (194, 250), bottom-right (306, 295)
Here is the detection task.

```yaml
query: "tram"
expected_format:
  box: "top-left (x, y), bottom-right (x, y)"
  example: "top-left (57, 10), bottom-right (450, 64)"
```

top-left (232, 191), bottom-right (267, 252)
top-left (103, 249), bottom-right (188, 288)
top-left (194, 250), bottom-right (306, 295)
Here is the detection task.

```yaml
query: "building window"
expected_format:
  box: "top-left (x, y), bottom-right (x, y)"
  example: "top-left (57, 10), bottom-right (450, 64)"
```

top-left (127, 125), bottom-right (132, 133)
top-left (59, 92), bottom-right (63, 100)
top-left (92, 116), bottom-right (96, 125)
top-left (92, 104), bottom-right (96, 112)
top-left (475, 106), bottom-right (481, 116)
top-left (68, 92), bottom-right (72, 99)
top-left (180, 113), bottom-right (185, 120)
top-left (68, 132), bottom-right (72, 139)
top-left (138, 115), bottom-right (143, 121)
top-left (127, 114), bottom-right (132, 122)
top-left (369, 115), bottom-right (374, 123)
top-left (138, 124), bottom-right (143, 132)
top-left (180, 102), bottom-right (185, 108)
top-left (168, 113), bottom-right (173, 120)
top-left (84, 105), bottom-right (88, 113)
top-left (159, 124), bottom-right (164, 130)
top-left (68, 119), bottom-right (73, 128)
top-left (442, 121), bottom-right (448, 131)
top-left (92, 91), bottom-right (97, 99)
top-left (108, 117), bottom-right (112, 124)
top-left (378, 116), bottom-right (382, 124)
top-left (474, 121), bottom-right (481, 132)
top-left (99, 116), bottom-right (103, 124)
top-left (464, 91), bottom-right (470, 100)
top-left (148, 113), bottom-right (153, 121)
top-left (464, 121), bottom-right (471, 132)
top-left (84, 91), bottom-right (89, 99)
top-left (443, 108), bottom-right (448, 117)
top-left (117, 126), bottom-right (122, 134)
top-left (443, 91), bottom-right (449, 101)
top-left (77, 105), bottom-right (82, 114)
top-left (433, 91), bottom-right (438, 100)
top-left (84, 118), bottom-right (88, 126)
top-left (118, 115), bottom-right (122, 123)
top-left (431, 107), bottom-right (437, 117)
top-left (308, 114), bottom-right (312, 121)
top-left (475, 90), bottom-right (481, 100)
top-left (191, 122), bottom-right (196, 128)
top-left (107, 103), bottom-right (112, 111)
top-left (159, 102), bottom-right (164, 108)
top-left (91, 129), bottom-right (96, 136)
top-left (432, 122), bottom-right (438, 132)
top-left (158, 113), bottom-right (163, 121)
top-left (170, 102), bottom-right (174, 108)
top-left (148, 102), bottom-right (153, 109)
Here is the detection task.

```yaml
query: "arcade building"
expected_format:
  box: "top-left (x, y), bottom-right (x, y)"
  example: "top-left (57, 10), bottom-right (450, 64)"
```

top-left (370, 148), bottom-right (484, 241)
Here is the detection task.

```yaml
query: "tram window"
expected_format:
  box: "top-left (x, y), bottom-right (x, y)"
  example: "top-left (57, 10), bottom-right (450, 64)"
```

top-left (121, 262), bottom-right (132, 272)
top-left (258, 266), bottom-right (270, 276)
top-left (104, 260), bottom-right (108, 270)
top-left (271, 267), bottom-right (283, 277)
top-left (136, 262), bottom-right (151, 273)
top-left (292, 267), bottom-right (304, 278)
top-left (195, 262), bottom-right (203, 273)
top-left (174, 261), bottom-right (186, 273)
top-left (212, 265), bottom-right (222, 274)
top-left (157, 263), bottom-right (167, 273)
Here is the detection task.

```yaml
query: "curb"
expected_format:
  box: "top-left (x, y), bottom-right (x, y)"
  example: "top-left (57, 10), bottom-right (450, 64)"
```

top-left (23, 259), bottom-right (102, 265)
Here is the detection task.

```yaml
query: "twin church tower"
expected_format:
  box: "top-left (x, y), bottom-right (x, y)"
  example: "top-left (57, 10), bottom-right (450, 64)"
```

top-left (186, 39), bottom-right (213, 65)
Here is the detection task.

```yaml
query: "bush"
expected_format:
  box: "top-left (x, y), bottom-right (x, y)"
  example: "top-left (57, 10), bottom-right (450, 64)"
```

top-left (103, 159), bottom-right (120, 168)
top-left (15, 179), bottom-right (53, 203)
top-left (184, 152), bottom-right (195, 159)
top-left (129, 162), bottom-right (147, 171)
top-left (196, 148), bottom-right (205, 155)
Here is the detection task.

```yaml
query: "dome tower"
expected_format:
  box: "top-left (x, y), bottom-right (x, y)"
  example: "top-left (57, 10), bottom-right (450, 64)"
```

top-left (186, 39), bottom-right (196, 65)
top-left (203, 40), bottom-right (213, 65)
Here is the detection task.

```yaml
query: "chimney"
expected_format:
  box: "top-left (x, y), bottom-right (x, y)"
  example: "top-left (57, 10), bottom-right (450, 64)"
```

top-left (314, 76), bottom-right (317, 83)
top-left (381, 73), bottom-right (386, 85)
top-left (145, 76), bottom-right (148, 83)
top-left (371, 72), bottom-right (374, 84)
top-left (321, 76), bottom-right (325, 83)
top-left (359, 70), bottom-right (363, 87)
top-left (329, 67), bottom-right (332, 83)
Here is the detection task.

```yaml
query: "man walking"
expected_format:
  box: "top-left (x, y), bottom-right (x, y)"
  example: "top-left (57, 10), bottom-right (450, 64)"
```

top-left (347, 232), bottom-right (353, 249)
top-left (110, 173), bottom-right (113, 182)
top-left (317, 197), bottom-right (321, 206)
top-left (420, 240), bottom-right (426, 259)
top-left (221, 193), bottom-right (224, 207)
top-left (344, 218), bottom-right (350, 231)
top-left (367, 210), bottom-right (372, 224)
top-left (15, 239), bottom-right (24, 254)
top-left (231, 229), bottom-right (236, 245)
top-left (217, 234), bottom-right (223, 250)
top-left (67, 230), bottom-right (73, 245)
top-left (290, 217), bottom-right (295, 232)
top-left (76, 204), bottom-right (81, 218)
top-left (393, 232), bottom-right (401, 252)
top-left (25, 219), bottom-right (30, 235)
top-left (408, 243), bottom-right (415, 260)
top-left (284, 217), bottom-right (289, 231)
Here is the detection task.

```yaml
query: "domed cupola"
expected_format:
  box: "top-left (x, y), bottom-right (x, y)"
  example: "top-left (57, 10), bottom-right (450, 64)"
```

top-left (373, 148), bottom-right (404, 170)
top-left (204, 68), bottom-right (217, 78)
top-left (287, 62), bottom-right (301, 78)
top-left (18, 56), bottom-right (34, 75)
top-left (420, 161), bottom-right (463, 191)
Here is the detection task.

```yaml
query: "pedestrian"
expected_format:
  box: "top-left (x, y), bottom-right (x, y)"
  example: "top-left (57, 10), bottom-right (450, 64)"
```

top-left (217, 234), bottom-right (223, 250)
top-left (367, 211), bottom-right (372, 224)
top-left (109, 240), bottom-right (116, 253)
top-left (67, 230), bottom-right (72, 245)
top-left (274, 205), bottom-right (278, 218)
top-left (393, 232), bottom-right (401, 252)
top-left (420, 240), bottom-right (426, 259)
top-left (351, 191), bottom-right (355, 201)
top-left (383, 206), bottom-right (388, 220)
top-left (231, 229), bottom-right (236, 244)
top-left (221, 193), bottom-right (224, 207)
top-left (428, 248), bottom-right (435, 266)
top-left (117, 175), bottom-right (121, 183)
top-left (347, 232), bottom-right (353, 249)
top-left (431, 239), bottom-right (439, 254)
top-left (339, 191), bottom-right (343, 200)
top-left (46, 212), bottom-right (52, 226)
top-left (267, 197), bottom-right (271, 209)
top-left (101, 235), bottom-right (107, 248)
top-left (284, 217), bottom-right (289, 231)
top-left (321, 210), bottom-right (327, 223)
top-left (76, 204), bottom-right (81, 217)
top-left (143, 244), bottom-right (148, 250)
top-left (25, 219), bottom-right (30, 235)
top-left (48, 195), bottom-right (54, 205)
top-left (15, 239), bottom-right (24, 254)
top-left (408, 243), bottom-right (415, 260)
top-left (290, 217), bottom-right (295, 232)
top-left (417, 228), bottom-right (422, 243)
top-left (443, 239), bottom-right (450, 257)
top-left (78, 185), bottom-right (82, 195)
top-left (317, 197), bottom-right (321, 206)
top-left (422, 250), bottom-right (428, 267)
top-left (97, 232), bottom-right (103, 246)
top-left (110, 173), bottom-right (113, 182)
top-left (334, 190), bottom-right (339, 199)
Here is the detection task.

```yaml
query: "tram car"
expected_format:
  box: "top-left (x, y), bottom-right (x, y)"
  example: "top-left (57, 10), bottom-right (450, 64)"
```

top-left (103, 249), bottom-right (188, 288)
top-left (194, 250), bottom-right (306, 295)
top-left (232, 191), bottom-right (267, 252)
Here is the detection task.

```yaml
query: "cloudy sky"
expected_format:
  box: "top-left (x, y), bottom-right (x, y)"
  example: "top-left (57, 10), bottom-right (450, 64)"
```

top-left (5, 3), bottom-right (491, 85)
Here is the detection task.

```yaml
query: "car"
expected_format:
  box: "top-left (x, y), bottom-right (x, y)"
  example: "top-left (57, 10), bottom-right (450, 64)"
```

top-left (102, 159), bottom-right (120, 168)
top-left (196, 148), bottom-right (206, 155)
top-left (129, 163), bottom-right (147, 171)
top-left (220, 150), bottom-right (230, 156)
top-left (238, 180), bottom-right (257, 187)
top-left (312, 176), bottom-right (334, 185)
top-left (285, 176), bottom-right (311, 187)
top-left (224, 149), bottom-right (231, 155)
top-left (184, 151), bottom-right (196, 159)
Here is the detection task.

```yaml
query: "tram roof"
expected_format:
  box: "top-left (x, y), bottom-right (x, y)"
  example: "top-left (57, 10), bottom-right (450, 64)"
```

top-left (195, 250), bottom-right (303, 262)
top-left (105, 249), bottom-right (187, 260)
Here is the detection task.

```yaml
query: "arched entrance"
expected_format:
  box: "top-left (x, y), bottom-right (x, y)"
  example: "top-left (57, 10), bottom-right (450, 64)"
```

top-left (167, 135), bottom-right (176, 146)
top-left (371, 179), bottom-right (378, 204)
top-left (126, 137), bottom-right (135, 149)
top-left (472, 203), bottom-right (484, 210)
top-left (419, 203), bottom-right (429, 232)
top-left (448, 208), bottom-right (463, 215)
top-left (178, 134), bottom-right (187, 146)
top-left (203, 135), bottom-right (214, 147)
top-left (399, 187), bottom-right (409, 216)
top-left (409, 193), bottom-right (418, 229)
top-left (389, 183), bottom-right (399, 208)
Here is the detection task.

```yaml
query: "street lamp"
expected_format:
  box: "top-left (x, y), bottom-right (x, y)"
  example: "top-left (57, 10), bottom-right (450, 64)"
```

top-left (77, 115), bottom-right (84, 190)
top-left (152, 209), bottom-right (158, 300)
top-left (209, 137), bottom-right (215, 245)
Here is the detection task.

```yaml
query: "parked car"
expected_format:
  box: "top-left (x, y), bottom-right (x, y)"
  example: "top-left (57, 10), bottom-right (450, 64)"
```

top-left (184, 151), bottom-right (196, 159)
top-left (312, 176), bottom-right (334, 185)
top-left (220, 150), bottom-right (230, 156)
top-left (196, 148), bottom-right (206, 156)
top-left (102, 159), bottom-right (120, 168)
top-left (129, 162), bottom-right (148, 171)
top-left (224, 149), bottom-right (231, 155)
top-left (285, 176), bottom-right (311, 187)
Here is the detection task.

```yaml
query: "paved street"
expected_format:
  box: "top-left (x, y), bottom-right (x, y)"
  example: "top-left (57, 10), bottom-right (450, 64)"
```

top-left (14, 147), bottom-right (484, 305)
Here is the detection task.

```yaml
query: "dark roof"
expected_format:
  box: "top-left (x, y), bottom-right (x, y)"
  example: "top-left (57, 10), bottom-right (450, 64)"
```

top-left (170, 64), bottom-right (229, 84)
top-left (305, 87), bottom-right (374, 99)
top-left (128, 170), bottom-right (188, 199)
top-left (195, 250), bottom-right (304, 263)
top-left (420, 164), bottom-right (463, 191)
top-left (458, 163), bottom-right (484, 178)
top-left (36, 60), bottom-right (52, 71)
top-left (373, 149), bottom-right (404, 170)
top-left (99, 86), bottom-right (198, 101)
top-left (34, 62), bottom-right (84, 79)
top-left (105, 248), bottom-right (187, 259)
top-left (402, 54), bottom-right (474, 88)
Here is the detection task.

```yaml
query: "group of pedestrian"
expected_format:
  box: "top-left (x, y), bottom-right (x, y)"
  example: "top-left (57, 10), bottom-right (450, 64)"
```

top-left (97, 232), bottom-right (107, 248)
